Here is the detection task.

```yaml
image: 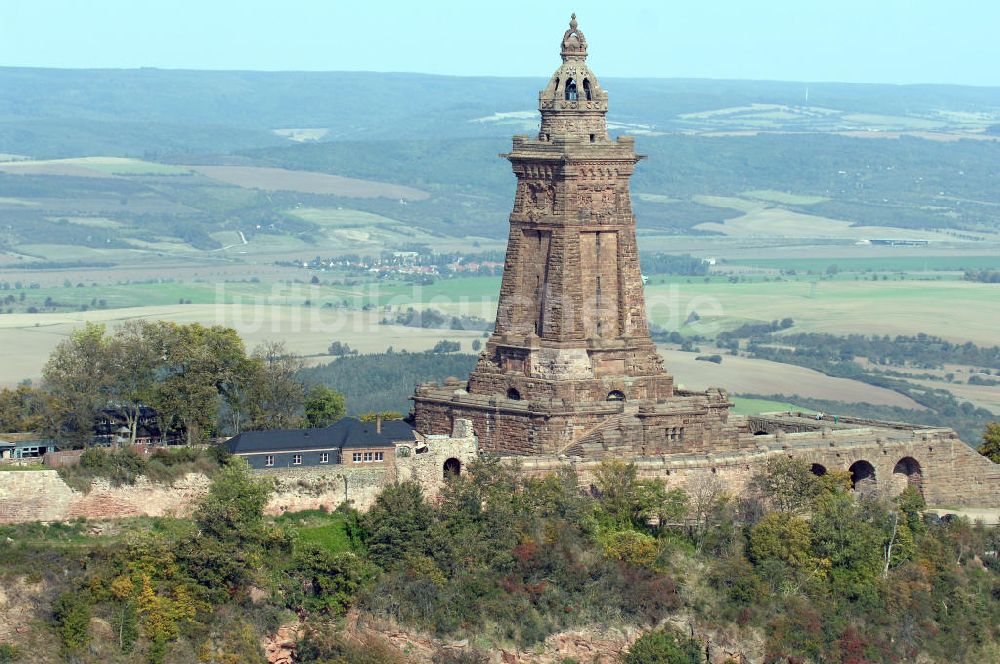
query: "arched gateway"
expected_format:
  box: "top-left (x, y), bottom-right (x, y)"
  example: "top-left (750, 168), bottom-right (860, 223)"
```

top-left (849, 460), bottom-right (877, 495)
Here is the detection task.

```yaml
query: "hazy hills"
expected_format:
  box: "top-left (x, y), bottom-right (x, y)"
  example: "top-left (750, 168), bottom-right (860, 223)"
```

top-left (2, 68), bottom-right (1000, 257)
top-left (5, 67), bottom-right (1000, 156)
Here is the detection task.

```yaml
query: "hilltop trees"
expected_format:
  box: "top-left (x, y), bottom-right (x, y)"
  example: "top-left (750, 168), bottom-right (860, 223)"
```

top-left (36, 322), bottom-right (342, 445)
top-left (304, 385), bottom-right (346, 428)
top-left (43, 322), bottom-right (115, 444)
top-left (0, 383), bottom-right (52, 433)
top-left (980, 422), bottom-right (1000, 463)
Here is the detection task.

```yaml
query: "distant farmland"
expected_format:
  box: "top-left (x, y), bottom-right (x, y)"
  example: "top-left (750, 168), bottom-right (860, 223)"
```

top-left (187, 165), bottom-right (429, 200)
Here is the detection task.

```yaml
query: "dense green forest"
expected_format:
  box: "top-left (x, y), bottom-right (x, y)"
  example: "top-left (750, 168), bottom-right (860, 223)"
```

top-left (301, 352), bottom-right (479, 415)
top-left (3, 455), bottom-right (997, 662)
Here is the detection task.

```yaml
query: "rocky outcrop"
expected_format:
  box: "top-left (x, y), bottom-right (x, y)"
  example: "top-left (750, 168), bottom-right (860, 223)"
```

top-left (333, 612), bottom-right (766, 664)
top-left (262, 622), bottom-right (300, 664)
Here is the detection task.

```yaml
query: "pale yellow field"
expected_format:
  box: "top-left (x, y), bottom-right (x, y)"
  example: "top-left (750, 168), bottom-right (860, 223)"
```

top-left (660, 349), bottom-right (923, 409)
top-left (187, 165), bottom-right (429, 201)
top-left (0, 156), bottom-right (192, 176)
top-left (695, 206), bottom-right (965, 241)
top-left (909, 378), bottom-right (1000, 415)
top-left (643, 278), bottom-right (1000, 347)
top-left (741, 190), bottom-right (829, 206)
top-left (0, 299), bottom-right (930, 412)
top-left (0, 305), bottom-right (485, 386)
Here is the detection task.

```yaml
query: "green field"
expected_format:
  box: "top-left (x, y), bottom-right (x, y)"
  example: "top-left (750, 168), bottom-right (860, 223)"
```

top-left (289, 207), bottom-right (402, 229)
top-left (728, 255), bottom-right (1000, 273)
top-left (74, 158), bottom-right (193, 176)
top-left (275, 509), bottom-right (354, 554)
top-left (741, 189), bottom-right (829, 205)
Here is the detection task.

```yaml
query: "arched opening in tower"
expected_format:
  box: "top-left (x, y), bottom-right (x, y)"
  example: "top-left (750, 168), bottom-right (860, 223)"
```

top-left (892, 456), bottom-right (923, 496)
top-left (565, 78), bottom-right (578, 101)
top-left (507, 387), bottom-right (521, 401)
top-left (849, 460), bottom-right (877, 495)
top-left (583, 78), bottom-right (592, 101)
top-left (607, 390), bottom-right (625, 402)
top-left (443, 457), bottom-right (462, 479)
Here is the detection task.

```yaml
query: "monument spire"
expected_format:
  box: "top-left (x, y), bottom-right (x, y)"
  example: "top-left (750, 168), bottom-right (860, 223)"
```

top-left (413, 15), bottom-right (733, 457)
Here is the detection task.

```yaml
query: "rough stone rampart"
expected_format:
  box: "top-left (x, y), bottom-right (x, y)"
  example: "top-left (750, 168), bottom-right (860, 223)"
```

top-left (518, 426), bottom-right (1000, 507)
top-left (0, 426), bottom-right (478, 524)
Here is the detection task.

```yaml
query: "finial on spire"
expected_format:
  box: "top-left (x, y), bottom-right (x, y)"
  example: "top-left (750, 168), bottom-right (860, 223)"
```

top-left (561, 12), bottom-right (587, 60)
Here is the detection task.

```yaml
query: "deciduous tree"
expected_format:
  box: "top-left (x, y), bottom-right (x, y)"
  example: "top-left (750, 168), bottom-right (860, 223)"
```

top-left (304, 385), bottom-right (346, 428)
top-left (979, 422), bottom-right (1000, 463)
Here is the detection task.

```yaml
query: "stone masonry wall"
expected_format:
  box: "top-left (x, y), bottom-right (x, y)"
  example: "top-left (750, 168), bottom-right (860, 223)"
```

top-left (0, 471), bottom-right (211, 524)
top-left (518, 428), bottom-right (1000, 508)
top-left (0, 427), bottom-right (478, 524)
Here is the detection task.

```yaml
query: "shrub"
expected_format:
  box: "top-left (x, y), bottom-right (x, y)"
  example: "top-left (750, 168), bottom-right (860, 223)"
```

top-left (297, 623), bottom-right (404, 664)
top-left (52, 591), bottom-right (92, 655)
top-left (623, 628), bottom-right (702, 664)
top-left (600, 529), bottom-right (658, 567)
top-left (0, 644), bottom-right (20, 663)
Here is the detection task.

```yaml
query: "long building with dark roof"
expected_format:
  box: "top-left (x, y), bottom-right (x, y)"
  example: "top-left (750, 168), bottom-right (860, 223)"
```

top-left (225, 416), bottom-right (414, 470)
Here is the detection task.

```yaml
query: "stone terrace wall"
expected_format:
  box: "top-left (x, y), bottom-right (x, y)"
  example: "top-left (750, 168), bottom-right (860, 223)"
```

top-left (0, 430), bottom-right (479, 524)
top-left (0, 471), bottom-right (211, 524)
top-left (261, 466), bottom-right (392, 515)
top-left (0, 471), bottom-right (76, 523)
top-left (519, 428), bottom-right (1000, 508)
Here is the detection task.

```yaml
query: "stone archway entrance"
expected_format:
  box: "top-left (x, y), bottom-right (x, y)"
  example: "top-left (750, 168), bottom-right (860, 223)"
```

top-left (892, 457), bottom-right (923, 496)
top-left (849, 460), bottom-right (877, 496)
top-left (443, 458), bottom-right (462, 479)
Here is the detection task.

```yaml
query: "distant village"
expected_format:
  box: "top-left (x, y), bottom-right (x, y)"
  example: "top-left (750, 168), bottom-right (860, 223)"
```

top-left (276, 248), bottom-right (505, 280)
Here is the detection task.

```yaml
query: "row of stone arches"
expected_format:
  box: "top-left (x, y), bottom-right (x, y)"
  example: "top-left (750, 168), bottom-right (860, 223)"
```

top-left (553, 77), bottom-right (593, 101)
top-left (808, 457), bottom-right (923, 496)
top-left (508, 388), bottom-right (626, 402)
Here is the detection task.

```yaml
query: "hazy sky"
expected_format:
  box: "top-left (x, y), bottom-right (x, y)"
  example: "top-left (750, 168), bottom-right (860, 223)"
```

top-left (3, 0), bottom-right (999, 86)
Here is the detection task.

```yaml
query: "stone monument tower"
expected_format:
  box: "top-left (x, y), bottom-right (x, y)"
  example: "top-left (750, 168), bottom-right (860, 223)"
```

top-left (413, 15), bottom-right (734, 456)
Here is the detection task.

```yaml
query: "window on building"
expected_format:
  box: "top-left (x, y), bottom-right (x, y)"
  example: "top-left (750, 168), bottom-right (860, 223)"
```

top-left (364, 452), bottom-right (373, 462)
top-left (353, 452), bottom-right (362, 463)
top-left (265, 455), bottom-right (274, 467)
top-left (293, 453), bottom-right (302, 465)
top-left (320, 452), bottom-right (329, 463)
top-left (374, 452), bottom-right (384, 461)
top-left (565, 78), bottom-right (578, 101)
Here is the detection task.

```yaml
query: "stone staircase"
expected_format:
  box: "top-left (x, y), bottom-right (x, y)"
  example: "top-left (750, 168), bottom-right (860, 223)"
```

top-left (560, 415), bottom-right (635, 458)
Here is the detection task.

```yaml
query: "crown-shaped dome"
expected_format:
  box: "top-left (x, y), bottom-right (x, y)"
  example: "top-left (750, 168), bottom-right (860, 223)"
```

top-left (561, 13), bottom-right (588, 60)
top-left (537, 14), bottom-right (609, 141)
